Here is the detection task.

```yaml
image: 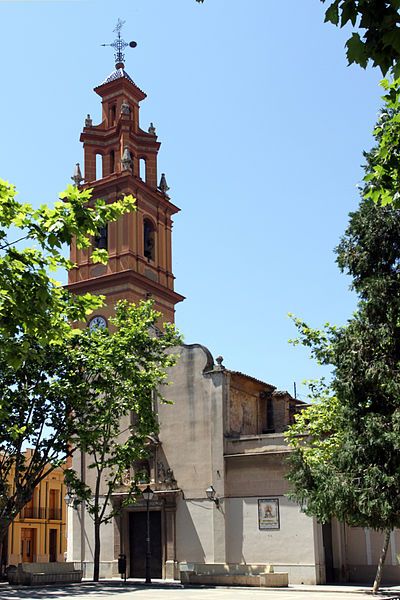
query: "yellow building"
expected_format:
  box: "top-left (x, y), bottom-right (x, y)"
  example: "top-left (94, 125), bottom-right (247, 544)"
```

top-left (7, 452), bottom-right (67, 566)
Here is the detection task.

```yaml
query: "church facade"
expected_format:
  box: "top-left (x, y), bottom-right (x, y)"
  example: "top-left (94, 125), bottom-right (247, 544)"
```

top-left (66, 44), bottom-right (400, 585)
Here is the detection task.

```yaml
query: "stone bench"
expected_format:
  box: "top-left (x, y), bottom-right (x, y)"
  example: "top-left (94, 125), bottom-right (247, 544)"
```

top-left (7, 562), bottom-right (83, 585)
top-left (180, 563), bottom-right (288, 587)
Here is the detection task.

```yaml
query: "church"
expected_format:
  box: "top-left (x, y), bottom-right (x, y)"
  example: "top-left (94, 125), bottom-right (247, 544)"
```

top-left (66, 31), bottom-right (400, 586)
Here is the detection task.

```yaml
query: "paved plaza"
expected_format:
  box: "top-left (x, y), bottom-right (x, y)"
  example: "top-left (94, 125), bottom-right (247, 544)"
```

top-left (1, 581), bottom-right (400, 600)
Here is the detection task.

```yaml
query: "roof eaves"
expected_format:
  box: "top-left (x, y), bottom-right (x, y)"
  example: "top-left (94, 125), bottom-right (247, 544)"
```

top-left (226, 369), bottom-right (276, 389)
top-left (95, 69), bottom-right (146, 96)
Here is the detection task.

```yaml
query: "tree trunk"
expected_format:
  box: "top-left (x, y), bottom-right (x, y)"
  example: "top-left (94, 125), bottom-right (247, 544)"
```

top-left (92, 471), bottom-right (102, 582)
top-left (0, 537), bottom-right (3, 578)
top-left (93, 516), bottom-right (101, 582)
top-left (0, 523), bottom-right (9, 576)
top-left (372, 528), bottom-right (391, 594)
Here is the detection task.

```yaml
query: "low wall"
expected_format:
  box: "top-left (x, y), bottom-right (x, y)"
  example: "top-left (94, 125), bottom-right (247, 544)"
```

top-left (179, 562), bottom-right (318, 585)
top-left (79, 560), bottom-right (117, 579)
top-left (179, 563), bottom-right (288, 587)
top-left (182, 572), bottom-right (288, 587)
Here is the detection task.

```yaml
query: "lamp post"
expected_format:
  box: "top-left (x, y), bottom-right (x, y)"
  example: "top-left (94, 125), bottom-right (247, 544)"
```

top-left (142, 485), bottom-right (154, 584)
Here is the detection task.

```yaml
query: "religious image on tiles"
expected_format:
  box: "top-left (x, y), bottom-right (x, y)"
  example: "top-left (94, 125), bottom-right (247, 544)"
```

top-left (258, 498), bottom-right (280, 530)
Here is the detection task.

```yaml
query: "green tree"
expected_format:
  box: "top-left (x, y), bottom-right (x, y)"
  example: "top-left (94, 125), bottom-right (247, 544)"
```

top-left (362, 77), bottom-right (400, 209)
top-left (197, 0), bottom-right (400, 70)
top-left (320, 2), bottom-right (400, 209)
top-left (0, 180), bottom-right (135, 364)
top-left (321, 0), bottom-right (400, 76)
top-left (65, 300), bottom-right (181, 582)
top-left (0, 180), bottom-right (135, 565)
top-left (286, 164), bottom-right (400, 592)
top-left (285, 5), bottom-right (400, 591)
top-left (0, 342), bottom-right (86, 566)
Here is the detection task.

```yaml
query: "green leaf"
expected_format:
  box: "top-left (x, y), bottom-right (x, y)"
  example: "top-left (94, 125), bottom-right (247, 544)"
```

top-left (346, 33), bottom-right (368, 68)
top-left (382, 29), bottom-right (400, 55)
top-left (324, 1), bottom-right (340, 25)
top-left (340, 0), bottom-right (358, 27)
top-left (91, 249), bottom-right (109, 264)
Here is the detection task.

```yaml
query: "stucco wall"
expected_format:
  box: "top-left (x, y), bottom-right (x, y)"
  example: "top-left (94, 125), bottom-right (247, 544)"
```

top-left (224, 496), bottom-right (319, 583)
top-left (158, 345), bottom-right (221, 498)
top-left (225, 453), bottom-right (290, 497)
top-left (68, 497), bottom-right (116, 578)
top-left (343, 526), bottom-right (400, 584)
top-left (225, 496), bottom-right (314, 564)
top-left (175, 498), bottom-right (214, 563)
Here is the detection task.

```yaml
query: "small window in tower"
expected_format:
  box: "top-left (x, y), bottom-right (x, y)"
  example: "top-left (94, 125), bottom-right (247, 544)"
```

top-left (143, 219), bottom-right (155, 261)
top-left (109, 104), bottom-right (116, 126)
top-left (94, 225), bottom-right (108, 251)
top-left (95, 154), bottom-right (103, 180)
top-left (110, 150), bottom-right (115, 174)
top-left (139, 157), bottom-right (146, 180)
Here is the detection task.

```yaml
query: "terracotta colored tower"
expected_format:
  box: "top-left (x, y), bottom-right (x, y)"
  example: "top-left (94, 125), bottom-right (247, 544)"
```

top-left (68, 40), bottom-right (184, 325)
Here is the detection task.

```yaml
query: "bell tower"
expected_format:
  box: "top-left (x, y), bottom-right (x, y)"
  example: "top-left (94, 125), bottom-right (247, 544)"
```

top-left (68, 26), bottom-right (184, 324)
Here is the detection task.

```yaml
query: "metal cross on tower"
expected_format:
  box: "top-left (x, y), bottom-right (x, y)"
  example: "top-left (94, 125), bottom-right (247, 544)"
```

top-left (101, 19), bottom-right (137, 69)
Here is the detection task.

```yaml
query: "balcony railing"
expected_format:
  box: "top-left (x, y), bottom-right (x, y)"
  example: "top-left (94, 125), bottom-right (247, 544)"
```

top-left (20, 507), bottom-right (62, 520)
top-left (20, 506), bottom-right (45, 519)
top-left (48, 508), bottom-right (62, 520)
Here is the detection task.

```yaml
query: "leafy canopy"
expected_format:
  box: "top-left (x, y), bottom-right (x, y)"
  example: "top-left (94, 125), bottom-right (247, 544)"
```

top-left (0, 342), bottom-right (84, 529)
top-left (286, 152), bottom-right (400, 532)
top-left (321, 0), bottom-right (400, 76)
top-left (0, 180), bottom-right (135, 365)
top-left (363, 78), bottom-right (400, 208)
top-left (0, 181), bottom-right (135, 540)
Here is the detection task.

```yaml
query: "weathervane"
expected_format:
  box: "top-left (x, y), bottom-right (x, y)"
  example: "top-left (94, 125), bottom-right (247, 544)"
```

top-left (101, 19), bottom-right (137, 69)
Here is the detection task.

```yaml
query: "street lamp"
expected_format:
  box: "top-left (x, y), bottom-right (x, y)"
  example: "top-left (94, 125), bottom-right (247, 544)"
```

top-left (64, 491), bottom-right (74, 507)
top-left (142, 485), bottom-right (154, 584)
top-left (64, 480), bottom-right (74, 507)
top-left (206, 485), bottom-right (220, 508)
top-left (64, 483), bottom-right (80, 509)
top-left (64, 483), bottom-right (79, 509)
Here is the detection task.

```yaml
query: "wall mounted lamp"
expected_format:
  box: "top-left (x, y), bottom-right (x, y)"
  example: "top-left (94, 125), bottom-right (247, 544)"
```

top-left (206, 485), bottom-right (220, 508)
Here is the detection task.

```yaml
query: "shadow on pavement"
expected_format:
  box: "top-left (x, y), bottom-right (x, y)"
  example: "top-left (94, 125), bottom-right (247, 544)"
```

top-left (0, 581), bottom-right (163, 599)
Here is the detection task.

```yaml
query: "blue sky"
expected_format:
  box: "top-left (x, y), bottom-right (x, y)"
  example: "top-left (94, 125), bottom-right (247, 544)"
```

top-left (0, 0), bottom-right (383, 399)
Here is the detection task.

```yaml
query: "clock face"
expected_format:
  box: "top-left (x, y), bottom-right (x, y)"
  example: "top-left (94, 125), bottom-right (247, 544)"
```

top-left (88, 315), bottom-right (107, 331)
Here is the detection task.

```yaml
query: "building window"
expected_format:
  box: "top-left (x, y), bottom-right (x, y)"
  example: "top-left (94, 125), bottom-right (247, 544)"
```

top-left (143, 219), bottom-right (155, 261)
top-left (139, 157), bottom-right (146, 180)
top-left (109, 104), bottom-right (116, 126)
top-left (95, 154), bottom-right (103, 180)
top-left (94, 225), bottom-right (108, 251)
top-left (49, 489), bottom-right (61, 520)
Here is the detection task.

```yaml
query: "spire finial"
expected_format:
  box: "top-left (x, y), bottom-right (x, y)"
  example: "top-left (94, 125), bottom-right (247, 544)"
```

top-left (71, 163), bottom-right (83, 187)
top-left (101, 19), bottom-right (137, 69)
top-left (158, 173), bottom-right (170, 196)
top-left (215, 356), bottom-right (225, 371)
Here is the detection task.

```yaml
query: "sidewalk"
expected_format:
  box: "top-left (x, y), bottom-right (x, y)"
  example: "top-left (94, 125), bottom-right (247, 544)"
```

top-left (1, 578), bottom-right (400, 600)
top-left (108, 577), bottom-right (400, 593)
